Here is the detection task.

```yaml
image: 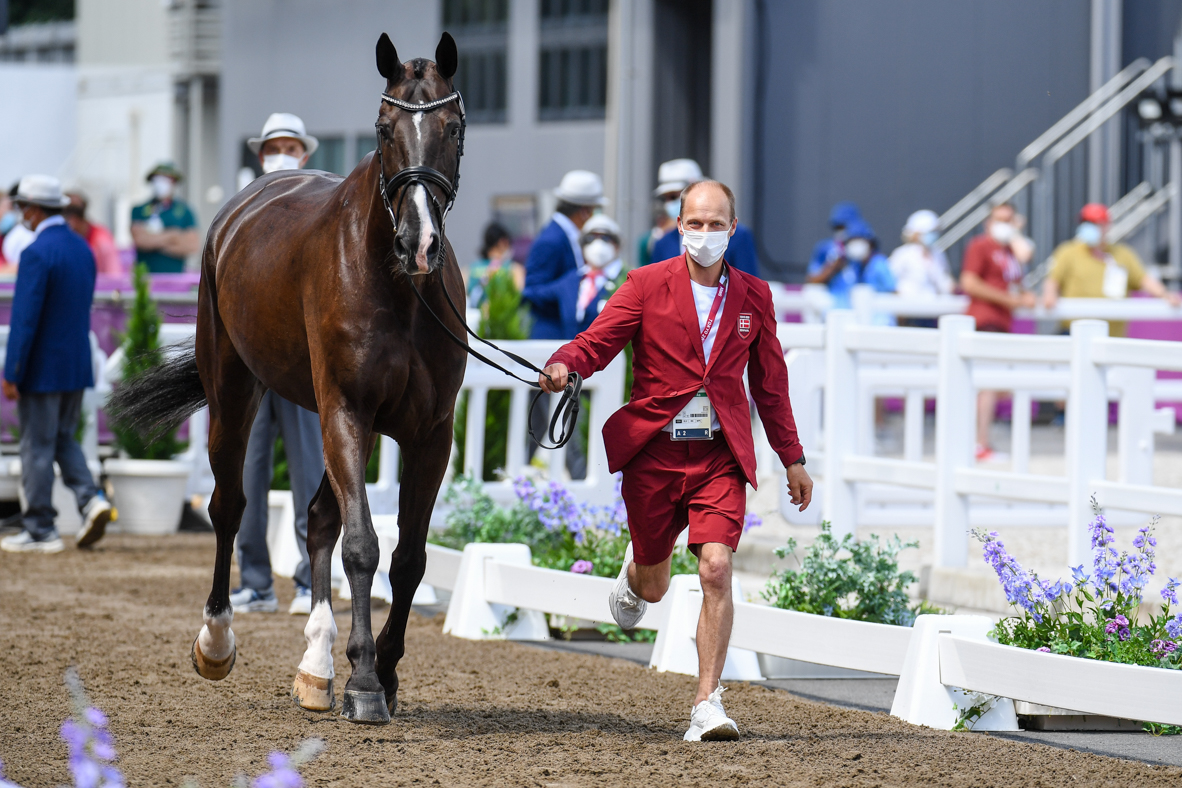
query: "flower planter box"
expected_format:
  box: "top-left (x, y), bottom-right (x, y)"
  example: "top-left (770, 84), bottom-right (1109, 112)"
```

top-left (1014, 701), bottom-right (1142, 731)
top-left (104, 458), bottom-right (190, 535)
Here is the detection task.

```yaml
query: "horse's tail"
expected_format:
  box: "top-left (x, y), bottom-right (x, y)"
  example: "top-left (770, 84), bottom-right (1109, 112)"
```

top-left (106, 343), bottom-right (208, 440)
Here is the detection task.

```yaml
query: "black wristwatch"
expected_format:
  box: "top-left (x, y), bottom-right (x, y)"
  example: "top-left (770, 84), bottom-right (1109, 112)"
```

top-left (791, 453), bottom-right (806, 467)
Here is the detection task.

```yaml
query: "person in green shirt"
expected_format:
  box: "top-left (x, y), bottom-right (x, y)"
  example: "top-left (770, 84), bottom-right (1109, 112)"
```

top-left (130, 161), bottom-right (200, 273)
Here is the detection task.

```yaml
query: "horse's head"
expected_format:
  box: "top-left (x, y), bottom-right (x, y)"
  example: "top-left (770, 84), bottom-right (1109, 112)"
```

top-left (374, 32), bottom-right (463, 277)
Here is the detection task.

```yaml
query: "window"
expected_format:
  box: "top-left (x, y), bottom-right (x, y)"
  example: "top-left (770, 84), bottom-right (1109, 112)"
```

top-left (444, 0), bottom-right (509, 124)
top-left (538, 0), bottom-right (608, 121)
top-left (355, 134), bottom-right (376, 166)
top-left (306, 136), bottom-right (345, 175)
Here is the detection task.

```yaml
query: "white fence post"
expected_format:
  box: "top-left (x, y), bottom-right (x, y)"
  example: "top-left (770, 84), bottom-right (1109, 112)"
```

top-left (782, 348), bottom-right (824, 524)
top-left (1066, 320), bottom-right (1109, 568)
top-left (442, 543), bottom-right (551, 640)
top-left (1110, 365), bottom-right (1156, 486)
top-left (933, 315), bottom-right (975, 568)
top-left (823, 310), bottom-right (857, 537)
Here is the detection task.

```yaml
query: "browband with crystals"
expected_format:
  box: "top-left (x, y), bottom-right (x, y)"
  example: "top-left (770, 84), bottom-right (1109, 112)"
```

top-left (380, 92), bottom-right (462, 112)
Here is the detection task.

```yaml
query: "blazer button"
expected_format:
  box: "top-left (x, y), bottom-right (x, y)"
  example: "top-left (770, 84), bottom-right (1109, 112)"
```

top-left (703, 376), bottom-right (711, 386)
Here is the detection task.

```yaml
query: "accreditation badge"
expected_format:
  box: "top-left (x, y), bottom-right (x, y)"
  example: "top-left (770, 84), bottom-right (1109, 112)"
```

top-left (671, 389), bottom-right (713, 440)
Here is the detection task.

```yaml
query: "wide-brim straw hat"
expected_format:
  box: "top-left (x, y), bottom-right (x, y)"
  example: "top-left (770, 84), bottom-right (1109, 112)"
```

top-left (14, 174), bottom-right (70, 209)
top-left (247, 112), bottom-right (319, 156)
top-left (555, 169), bottom-right (608, 207)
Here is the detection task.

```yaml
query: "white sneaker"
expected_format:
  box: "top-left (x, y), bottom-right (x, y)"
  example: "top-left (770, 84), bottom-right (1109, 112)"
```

top-left (288, 586), bottom-right (312, 615)
top-left (1, 531), bottom-right (65, 554)
top-left (608, 541), bottom-right (647, 630)
top-left (229, 586), bottom-right (279, 613)
top-left (76, 495), bottom-right (115, 548)
top-left (684, 685), bottom-right (740, 742)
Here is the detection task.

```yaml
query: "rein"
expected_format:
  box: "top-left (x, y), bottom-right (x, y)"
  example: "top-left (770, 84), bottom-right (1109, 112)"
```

top-left (378, 88), bottom-right (581, 450)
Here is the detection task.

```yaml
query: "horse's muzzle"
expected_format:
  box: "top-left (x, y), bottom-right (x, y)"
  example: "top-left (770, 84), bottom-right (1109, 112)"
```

top-left (394, 228), bottom-right (441, 275)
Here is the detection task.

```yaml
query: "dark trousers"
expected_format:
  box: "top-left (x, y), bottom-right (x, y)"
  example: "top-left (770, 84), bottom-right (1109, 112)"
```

top-left (19, 390), bottom-right (98, 540)
top-left (237, 391), bottom-right (325, 591)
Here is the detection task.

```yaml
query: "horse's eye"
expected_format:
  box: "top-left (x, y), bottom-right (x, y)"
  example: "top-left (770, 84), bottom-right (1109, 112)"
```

top-left (449, 125), bottom-right (460, 139)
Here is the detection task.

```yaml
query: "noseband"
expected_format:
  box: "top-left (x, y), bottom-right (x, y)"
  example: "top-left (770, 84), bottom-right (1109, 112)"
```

top-left (375, 90), bottom-right (467, 263)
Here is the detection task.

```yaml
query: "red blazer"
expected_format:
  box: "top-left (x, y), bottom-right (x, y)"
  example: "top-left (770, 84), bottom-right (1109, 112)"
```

top-left (547, 255), bottom-right (803, 489)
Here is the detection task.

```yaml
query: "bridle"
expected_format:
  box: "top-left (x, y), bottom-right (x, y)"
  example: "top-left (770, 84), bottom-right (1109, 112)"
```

top-left (376, 87), bottom-right (581, 449)
top-left (375, 89), bottom-right (466, 267)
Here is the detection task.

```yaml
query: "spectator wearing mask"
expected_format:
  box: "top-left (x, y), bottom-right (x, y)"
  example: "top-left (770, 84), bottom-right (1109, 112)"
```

top-left (576, 213), bottom-right (627, 334)
top-left (888, 210), bottom-right (952, 327)
top-left (809, 201), bottom-right (863, 274)
top-left (522, 170), bottom-right (607, 339)
top-left (228, 114), bottom-right (326, 616)
top-left (806, 219), bottom-right (896, 312)
top-left (467, 223), bottom-right (523, 308)
top-left (960, 202), bottom-right (1037, 462)
top-left (130, 161), bottom-right (200, 273)
top-left (639, 159), bottom-right (701, 268)
top-left (1, 183), bottom-right (36, 268)
top-left (64, 191), bottom-right (121, 275)
top-left (650, 159), bottom-right (760, 277)
top-left (1042, 203), bottom-right (1180, 337)
top-left (0, 175), bottom-right (114, 554)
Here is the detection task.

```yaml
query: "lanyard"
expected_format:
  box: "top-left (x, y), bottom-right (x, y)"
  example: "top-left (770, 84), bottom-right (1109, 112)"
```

top-left (700, 278), bottom-right (727, 342)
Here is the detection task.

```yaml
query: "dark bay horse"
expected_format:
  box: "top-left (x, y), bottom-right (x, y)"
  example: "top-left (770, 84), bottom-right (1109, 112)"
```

top-left (109, 32), bottom-right (467, 724)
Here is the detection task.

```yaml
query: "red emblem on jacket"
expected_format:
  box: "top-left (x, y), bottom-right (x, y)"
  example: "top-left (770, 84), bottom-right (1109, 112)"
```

top-left (738, 313), bottom-right (751, 337)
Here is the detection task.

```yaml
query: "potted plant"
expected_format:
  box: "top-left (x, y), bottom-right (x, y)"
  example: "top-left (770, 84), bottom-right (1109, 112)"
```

top-left (103, 264), bottom-right (191, 535)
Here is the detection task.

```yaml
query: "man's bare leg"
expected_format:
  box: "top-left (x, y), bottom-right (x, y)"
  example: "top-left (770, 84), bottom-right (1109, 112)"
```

top-left (693, 542), bottom-right (732, 705)
top-left (976, 390), bottom-right (998, 449)
top-left (629, 555), bottom-right (672, 603)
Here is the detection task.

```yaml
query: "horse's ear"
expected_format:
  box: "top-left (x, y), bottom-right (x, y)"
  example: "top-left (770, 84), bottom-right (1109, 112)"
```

top-left (376, 33), bottom-right (402, 82)
top-left (435, 31), bottom-right (458, 80)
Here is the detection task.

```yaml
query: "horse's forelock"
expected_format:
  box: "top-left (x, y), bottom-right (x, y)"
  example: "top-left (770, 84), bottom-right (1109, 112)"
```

top-left (411, 58), bottom-right (429, 80)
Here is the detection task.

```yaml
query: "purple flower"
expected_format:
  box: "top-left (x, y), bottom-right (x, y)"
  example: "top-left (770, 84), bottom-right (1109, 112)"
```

top-left (1166, 614), bottom-right (1182, 641)
top-left (743, 513), bottom-right (763, 534)
top-left (83, 708), bottom-right (108, 728)
top-left (1104, 615), bottom-right (1131, 641)
top-left (1162, 577), bottom-right (1180, 607)
top-left (1036, 646), bottom-right (1051, 653)
top-left (1071, 565), bottom-right (1090, 586)
top-left (973, 529), bottom-right (1050, 622)
top-left (569, 560), bottom-right (594, 575)
top-left (1151, 639), bottom-right (1178, 657)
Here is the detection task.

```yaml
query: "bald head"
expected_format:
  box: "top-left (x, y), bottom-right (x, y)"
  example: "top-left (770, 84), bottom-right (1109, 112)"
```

top-left (680, 180), bottom-right (735, 223)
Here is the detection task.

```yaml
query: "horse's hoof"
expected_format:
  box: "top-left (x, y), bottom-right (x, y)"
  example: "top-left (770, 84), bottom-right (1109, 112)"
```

top-left (191, 636), bottom-right (235, 681)
top-left (340, 690), bottom-right (391, 725)
top-left (292, 670), bottom-right (335, 713)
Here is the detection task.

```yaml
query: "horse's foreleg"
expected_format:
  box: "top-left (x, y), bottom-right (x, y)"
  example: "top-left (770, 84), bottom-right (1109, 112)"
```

top-left (320, 405), bottom-right (387, 724)
top-left (375, 420), bottom-right (452, 713)
top-left (291, 472), bottom-right (341, 712)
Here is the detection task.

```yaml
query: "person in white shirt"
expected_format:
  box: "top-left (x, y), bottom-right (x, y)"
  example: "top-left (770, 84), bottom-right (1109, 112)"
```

top-left (888, 210), bottom-right (952, 299)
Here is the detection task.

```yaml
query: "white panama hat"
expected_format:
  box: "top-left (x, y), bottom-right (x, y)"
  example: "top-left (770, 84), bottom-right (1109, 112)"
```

top-left (903, 209), bottom-right (940, 236)
top-left (14, 174), bottom-right (70, 209)
top-left (654, 158), bottom-right (704, 197)
top-left (581, 213), bottom-right (620, 239)
top-left (554, 170), bottom-right (607, 207)
top-left (247, 113), bottom-right (319, 156)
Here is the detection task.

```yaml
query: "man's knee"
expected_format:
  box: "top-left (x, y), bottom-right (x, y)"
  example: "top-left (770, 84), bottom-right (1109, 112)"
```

top-left (697, 548), bottom-right (732, 595)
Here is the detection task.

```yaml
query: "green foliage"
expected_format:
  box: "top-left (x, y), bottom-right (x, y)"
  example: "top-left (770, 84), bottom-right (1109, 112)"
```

top-left (762, 521), bottom-right (940, 626)
top-left (112, 264), bottom-right (181, 460)
top-left (454, 268), bottom-right (527, 480)
top-left (8, 0), bottom-right (74, 26)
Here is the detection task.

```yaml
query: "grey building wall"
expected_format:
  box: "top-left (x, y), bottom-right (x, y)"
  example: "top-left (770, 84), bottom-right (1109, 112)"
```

top-left (220, 0), bottom-right (605, 271)
top-left (750, 0), bottom-right (1091, 281)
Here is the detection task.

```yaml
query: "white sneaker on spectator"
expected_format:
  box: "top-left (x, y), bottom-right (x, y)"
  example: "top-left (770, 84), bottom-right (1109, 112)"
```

top-left (608, 541), bottom-right (647, 630)
top-left (288, 585), bottom-right (312, 615)
top-left (229, 586), bottom-right (279, 613)
top-left (76, 494), bottom-right (115, 548)
top-left (684, 685), bottom-right (740, 742)
top-left (1, 531), bottom-right (65, 554)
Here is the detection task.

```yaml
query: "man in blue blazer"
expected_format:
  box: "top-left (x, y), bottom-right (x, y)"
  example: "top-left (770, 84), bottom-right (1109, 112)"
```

top-left (1, 175), bottom-right (113, 554)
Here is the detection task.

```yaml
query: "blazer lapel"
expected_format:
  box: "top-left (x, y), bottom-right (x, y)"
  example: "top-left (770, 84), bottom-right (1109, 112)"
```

top-left (666, 256), bottom-right (706, 369)
top-left (705, 262), bottom-right (749, 376)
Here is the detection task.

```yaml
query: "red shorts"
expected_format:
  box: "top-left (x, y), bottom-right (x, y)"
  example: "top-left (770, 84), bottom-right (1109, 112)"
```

top-left (620, 432), bottom-right (747, 566)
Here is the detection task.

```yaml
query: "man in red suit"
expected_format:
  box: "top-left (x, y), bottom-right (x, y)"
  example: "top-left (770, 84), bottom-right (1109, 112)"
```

top-left (540, 180), bottom-right (812, 741)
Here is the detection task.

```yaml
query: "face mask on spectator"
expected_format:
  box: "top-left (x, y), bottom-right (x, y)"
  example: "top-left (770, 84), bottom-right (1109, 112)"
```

top-left (583, 238), bottom-right (616, 269)
top-left (682, 229), bottom-right (729, 267)
top-left (263, 154), bottom-right (302, 174)
top-left (921, 230), bottom-right (939, 248)
top-left (664, 200), bottom-right (680, 220)
top-left (0, 210), bottom-right (17, 235)
top-left (19, 207), bottom-right (33, 231)
top-left (1076, 222), bottom-right (1103, 247)
top-left (151, 175), bottom-right (175, 200)
top-left (846, 238), bottom-right (871, 262)
top-left (989, 221), bottom-right (1015, 245)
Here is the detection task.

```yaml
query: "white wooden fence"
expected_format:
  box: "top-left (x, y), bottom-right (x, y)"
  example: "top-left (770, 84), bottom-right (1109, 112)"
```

top-left (417, 539), bottom-right (1182, 730)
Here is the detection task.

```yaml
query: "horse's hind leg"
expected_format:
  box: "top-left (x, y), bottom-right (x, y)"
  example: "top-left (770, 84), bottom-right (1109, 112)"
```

top-left (291, 471), bottom-right (342, 712)
top-left (319, 401), bottom-right (388, 724)
top-left (191, 321), bottom-right (262, 680)
top-left (375, 419), bottom-right (452, 714)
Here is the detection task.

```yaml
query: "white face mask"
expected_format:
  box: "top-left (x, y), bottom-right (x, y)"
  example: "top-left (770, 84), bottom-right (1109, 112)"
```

top-left (1076, 222), bottom-right (1103, 247)
top-left (845, 238), bottom-right (871, 262)
top-left (262, 153), bottom-right (302, 174)
top-left (664, 200), bottom-right (681, 221)
top-left (682, 229), bottom-right (729, 267)
top-left (151, 175), bottom-right (174, 200)
top-left (582, 238), bottom-right (616, 268)
top-left (989, 221), bottom-right (1015, 245)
